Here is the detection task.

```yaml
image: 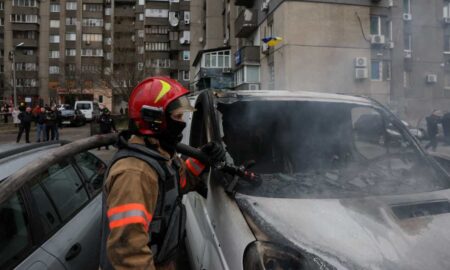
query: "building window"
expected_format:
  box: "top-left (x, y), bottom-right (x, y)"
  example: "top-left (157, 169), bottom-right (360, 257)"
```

top-left (49, 66), bottom-right (60, 74)
top-left (23, 49), bottom-right (34, 55)
top-left (66, 2), bottom-right (77, 10)
top-left (145, 42), bottom-right (169, 51)
top-left (106, 52), bottom-right (112, 60)
top-left (444, 3), bottom-right (450, 19)
top-left (10, 14), bottom-right (38, 23)
top-left (145, 9), bottom-right (169, 18)
top-left (105, 23), bottom-right (111, 31)
top-left (139, 0), bottom-right (145, 5)
top-left (16, 62), bottom-right (37, 71)
top-left (49, 50), bottom-right (59, 59)
top-left (182, 70), bottom-right (190, 81)
top-left (83, 3), bottom-right (103, 12)
top-left (371, 60), bottom-right (382, 81)
top-left (138, 13), bottom-right (144, 21)
top-left (81, 49), bottom-right (103, 57)
top-left (137, 46), bottom-right (144, 54)
top-left (82, 18), bottom-right (103, 27)
top-left (370, 15), bottom-right (387, 36)
top-left (65, 49), bottom-right (76, 56)
top-left (146, 59), bottom-right (171, 68)
top-left (202, 50), bottom-right (231, 68)
top-left (404, 33), bottom-right (412, 51)
top-left (403, 71), bottom-right (410, 88)
top-left (66, 32), bottom-right (76, 41)
top-left (105, 37), bottom-right (112, 45)
top-left (82, 34), bottom-right (102, 42)
top-left (50, 20), bottom-right (60, 28)
top-left (146, 26), bottom-right (170, 34)
top-left (138, 30), bottom-right (144, 38)
top-left (49, 35), bottom-right (60, 43)
top-left (50, 4), bottom-right (60, 12)
top-left (0, 2), bottom-right (3, 10)
top-left (137, 62), bottom-right (144, 71)
top-left (183, 51), bottom-right (190, 61)
top-left (403, 0), bottom-right (411, 15)
top-left (13, 0), bottom-right (37, 7)
top-left (105, 8), bottom-right (111, 16)
top-left (66, 17), bottom-right (76, 25)
top-left (235, 66), bottom-right (260, 85)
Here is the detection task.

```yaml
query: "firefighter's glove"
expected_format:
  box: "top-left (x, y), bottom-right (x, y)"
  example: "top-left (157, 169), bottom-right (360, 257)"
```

top-left (201, 141), bottom-right (226, 166)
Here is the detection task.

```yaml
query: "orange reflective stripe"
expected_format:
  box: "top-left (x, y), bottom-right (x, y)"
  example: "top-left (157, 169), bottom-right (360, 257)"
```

top-left (109, 216), bottom-right (148, 230)
top-left (180, 175), bottom-right (187, 189)
top-left (107, 203), bottom-right (151, 221)
top-left (186, 158), bottom-right (205, 176)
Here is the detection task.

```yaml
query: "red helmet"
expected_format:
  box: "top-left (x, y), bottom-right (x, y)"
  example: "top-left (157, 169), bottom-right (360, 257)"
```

top-left (128, 76), bottom-right (192, 135)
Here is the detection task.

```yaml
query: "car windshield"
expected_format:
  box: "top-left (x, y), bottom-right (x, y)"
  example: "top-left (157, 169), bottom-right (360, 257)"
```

top-left (76, 103), bottom-right (91, 110)
top-left (218, 100), bottom-right (450, 199)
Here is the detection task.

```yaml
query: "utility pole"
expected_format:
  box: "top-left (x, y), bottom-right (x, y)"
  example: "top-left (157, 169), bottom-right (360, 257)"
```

top-left (10, 42), bottom-right (24, 108)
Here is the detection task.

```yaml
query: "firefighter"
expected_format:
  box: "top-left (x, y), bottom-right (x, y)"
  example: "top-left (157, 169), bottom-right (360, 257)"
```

top-left (100, 77), bottom-right (225, 270)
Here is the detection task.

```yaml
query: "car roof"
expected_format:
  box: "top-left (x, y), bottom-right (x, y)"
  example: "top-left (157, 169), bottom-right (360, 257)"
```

top-left (0, 143), bottom-right (62, 181)
top-left (212, 90), bottom-right (374, 106)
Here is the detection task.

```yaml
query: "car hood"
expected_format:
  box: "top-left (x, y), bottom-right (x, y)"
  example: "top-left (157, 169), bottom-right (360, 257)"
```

top-left (235, 190), bottom-right (450, 270)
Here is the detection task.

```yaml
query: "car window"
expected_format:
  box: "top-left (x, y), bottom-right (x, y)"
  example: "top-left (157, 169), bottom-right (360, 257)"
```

top-left (34, 162), bottom-right (89, 221)
top-left (0, 193), bottom-right (33, 269)
top-left (29, 178), bottom-right (62, 235)
top-left (219, 100), bottom-right (450, 198)
top-left (76, 103), bottom-right (91, 110)
top-left (74, 152), bottom-right (107, 194)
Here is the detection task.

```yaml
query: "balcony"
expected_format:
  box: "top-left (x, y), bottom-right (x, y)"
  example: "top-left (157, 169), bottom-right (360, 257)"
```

top-left (235, 8), bottom-right (258, 38)
top-left (170, 40), bottom-right (181, 51)
top-left (235, 0), bottom-right (255, 8)
top-left (14, 38), bottom-right (38, 47)
top-left (115, 7), bottom-right (135, 17)
top-left (15, 54), bottom-right (37, 62)
top-left (114, 23), bottom-right (134, 32)
top-left (235, 46), bottom-right (260, 66)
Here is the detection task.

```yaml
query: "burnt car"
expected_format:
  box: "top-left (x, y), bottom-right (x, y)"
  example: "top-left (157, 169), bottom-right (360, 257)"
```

top-left (0, 136), bottom-right (112, 270)
top-left (182, 90), bottom-right (450, 270)
top-left (60, 105), bottom-right (86, 127)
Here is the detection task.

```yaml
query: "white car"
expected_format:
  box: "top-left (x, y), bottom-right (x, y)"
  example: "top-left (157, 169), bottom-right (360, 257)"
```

top-left (182, 90), bottom-right (450, 270)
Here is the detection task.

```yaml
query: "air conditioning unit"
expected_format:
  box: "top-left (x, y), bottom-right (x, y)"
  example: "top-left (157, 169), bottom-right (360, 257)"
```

top-left (262, 43), bottom-right (269, 54)
top-left (371, 35), bottom-right (386, 45)
top-left (426, 74), bottom-right (437, 83)
top-left (261, 1), bottom-right (269, 12)
top-left (222, 68), bottom-right (232, 73)
top-left (444, 17), bottom-right (450, 24)
top-left (354, 57), bottom-right (368, 68)
top-left (355, 68), bottom-right (368, 80)
top-left (403, 13), bottom-right (412, 21)
top-left (248, 83), bottom-right (259, 90)
top-left (404, 50), bottom-right (412, 59)
top-left (184, 19), bottom-right (190, 25)
top-left (387, 41), bottom-right (395, 49)
top-left (387, 0), bottom-right (394, 8)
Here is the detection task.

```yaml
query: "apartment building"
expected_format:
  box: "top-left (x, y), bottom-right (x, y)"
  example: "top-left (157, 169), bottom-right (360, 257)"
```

top-left (191, 0), bottom-right (450, 123)
top-left (0, 0), bottom-right (191, 112)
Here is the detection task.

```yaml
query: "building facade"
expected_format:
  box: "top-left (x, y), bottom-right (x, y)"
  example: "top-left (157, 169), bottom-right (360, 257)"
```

top-left (0, 0), bottom-right (191, 112)
top-left (191, 0), bottom-right (450, 123)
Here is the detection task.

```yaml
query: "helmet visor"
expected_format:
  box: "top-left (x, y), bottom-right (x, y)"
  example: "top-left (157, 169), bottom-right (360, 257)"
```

top-left (167, 95), bottom-right (195, 114)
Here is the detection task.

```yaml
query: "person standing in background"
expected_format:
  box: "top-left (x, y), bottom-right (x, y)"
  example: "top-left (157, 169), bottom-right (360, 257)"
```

top-left (35, 107), bottom-right (47, 142)
top-left (16, 107), bottom-right (32, 143)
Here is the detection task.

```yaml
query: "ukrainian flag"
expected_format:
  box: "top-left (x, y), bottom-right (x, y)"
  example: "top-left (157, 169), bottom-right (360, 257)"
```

top-left (262, 36), bottom-right (283, 47)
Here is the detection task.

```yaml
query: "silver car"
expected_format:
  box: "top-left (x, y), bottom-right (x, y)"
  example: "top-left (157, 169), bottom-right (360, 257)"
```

top-left (0, 140), bottom-right (108, 270)
top-left (183, 90), bottom-right (450, 270)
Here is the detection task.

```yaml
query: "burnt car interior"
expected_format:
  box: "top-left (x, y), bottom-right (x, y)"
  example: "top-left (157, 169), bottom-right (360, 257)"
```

top-left (217, 100), bottom-right (450, 198)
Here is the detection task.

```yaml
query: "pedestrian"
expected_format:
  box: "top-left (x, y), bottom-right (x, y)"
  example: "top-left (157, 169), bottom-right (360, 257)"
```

top-left (425, 110), bottom-right (442, 151)
top-left (100, 77), bottom-right (226, 270)
top-left (35, 107), bottom-right (47, 142)
top-left (97, 108), bottom-right (117, 150)
top-left (54, 106), bottom-right (62, 140)
top-left (45, 106), bottom-right (58, 141)
top-left (119, 107), bottom-right (124, 115)
top-left (1, 104), bottom-right (9, 123)
top-left (12, 107), bottom-right (20, 127)
top-left (16, 107), bottom-right (32, 143)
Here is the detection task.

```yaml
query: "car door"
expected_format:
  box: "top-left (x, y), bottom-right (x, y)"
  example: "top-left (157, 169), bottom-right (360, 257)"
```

top-left (0, 192), bottom-right (65, 270)
top-left (25, 159), bottom-right (102, 270)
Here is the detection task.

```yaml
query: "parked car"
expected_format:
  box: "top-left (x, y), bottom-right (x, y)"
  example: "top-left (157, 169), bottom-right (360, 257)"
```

top-left (74, 101), bottom-right (100, 122)
top-left (182, 90), bottom-right (450, 270)
top-left (0, 140), bottom-right (107, 270)
top-left (60, 105), bottom-right (87, 127)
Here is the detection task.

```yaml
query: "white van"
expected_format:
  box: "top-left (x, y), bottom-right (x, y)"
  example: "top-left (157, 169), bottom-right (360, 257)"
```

top-left (74, 101), bottom-right (100, 121)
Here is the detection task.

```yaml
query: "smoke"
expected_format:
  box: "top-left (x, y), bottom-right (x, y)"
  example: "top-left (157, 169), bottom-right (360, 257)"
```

top-left (217, 99), bottom-right (450, 199)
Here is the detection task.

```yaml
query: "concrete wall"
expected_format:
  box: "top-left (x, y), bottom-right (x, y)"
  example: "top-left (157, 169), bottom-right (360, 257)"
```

top-left (260, 2), bottom-right (388, 101)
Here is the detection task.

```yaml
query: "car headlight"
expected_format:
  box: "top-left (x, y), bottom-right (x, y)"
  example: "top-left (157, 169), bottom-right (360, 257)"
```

top-left (243, 241), bottom-right (336, 270)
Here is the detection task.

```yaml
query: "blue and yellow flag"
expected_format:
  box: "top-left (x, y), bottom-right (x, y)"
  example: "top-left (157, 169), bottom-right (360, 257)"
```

top-left (262, 36), bottom-right (283, 47)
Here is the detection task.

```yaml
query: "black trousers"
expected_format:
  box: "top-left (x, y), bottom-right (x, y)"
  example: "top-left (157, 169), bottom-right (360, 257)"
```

top-left (17, 124), bottom-right (30, 143)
